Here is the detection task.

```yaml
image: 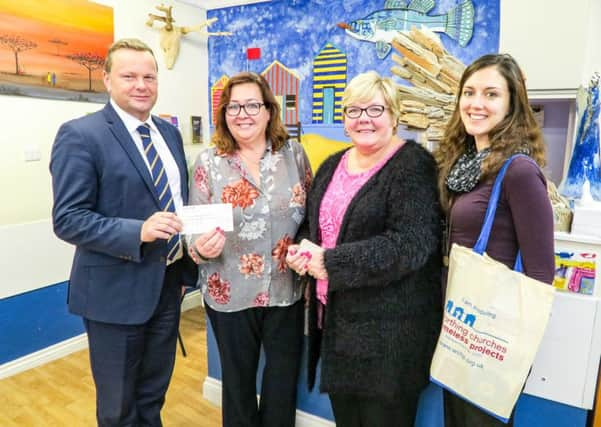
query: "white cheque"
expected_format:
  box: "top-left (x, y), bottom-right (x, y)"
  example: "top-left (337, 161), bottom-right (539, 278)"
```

top-left (179, 203), bottom-right (234, 234)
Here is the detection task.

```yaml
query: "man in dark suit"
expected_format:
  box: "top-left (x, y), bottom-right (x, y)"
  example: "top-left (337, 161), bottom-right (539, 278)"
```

top-left (50, 38), bottom-right (197, 426)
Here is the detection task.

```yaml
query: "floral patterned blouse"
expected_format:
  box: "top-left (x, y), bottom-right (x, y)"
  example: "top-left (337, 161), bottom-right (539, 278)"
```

top-left (188, 140), bottom-right (312, 312)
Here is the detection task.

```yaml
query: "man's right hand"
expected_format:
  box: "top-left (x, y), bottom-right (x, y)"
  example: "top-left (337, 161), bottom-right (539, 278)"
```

top-left (140, 211), bottom-right (183, 243)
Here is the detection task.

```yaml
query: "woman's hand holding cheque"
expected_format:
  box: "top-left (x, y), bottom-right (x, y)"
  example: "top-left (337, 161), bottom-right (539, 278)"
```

top-left (190, 227), bottom-right (226, 263)
top-left (286, 239), bottom-right (328, 280)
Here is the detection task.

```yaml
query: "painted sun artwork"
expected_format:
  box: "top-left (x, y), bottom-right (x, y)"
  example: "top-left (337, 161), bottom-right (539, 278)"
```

top-left (0, 0), bottom-right (113, 103)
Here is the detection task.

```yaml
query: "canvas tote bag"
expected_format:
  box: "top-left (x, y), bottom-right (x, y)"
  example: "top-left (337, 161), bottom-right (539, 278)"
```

top-left (430, 155), bottom-right (555, 423)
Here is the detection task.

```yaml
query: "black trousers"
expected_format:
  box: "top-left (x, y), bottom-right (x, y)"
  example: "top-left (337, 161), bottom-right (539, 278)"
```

top-left (84, 263), bottom-right (181, 427)
top-left (205, 300), bottom-right (303, 427)
top-left (329, 393), bottom-right (419, 427)
top-left (444, 390), bottom-right (515, 427)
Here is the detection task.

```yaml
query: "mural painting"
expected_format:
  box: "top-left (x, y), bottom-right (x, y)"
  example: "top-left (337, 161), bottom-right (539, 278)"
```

top-left (208, 0), bottom-right (499, 134)
top-left (0, 0), bottom-right (113, 103)
top-left (261, 60), bottom-right (300, 125)
top-left (339, 0), bottom-right (474, 59)
top-left (211, 74), bottom-right (229, 125)
top-left (311, 43), bottom-right (347, 125)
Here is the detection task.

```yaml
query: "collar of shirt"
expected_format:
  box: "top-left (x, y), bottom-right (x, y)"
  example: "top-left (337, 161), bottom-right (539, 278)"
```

top-left (227, 141), bottom-right (274, 187)
top-left (109, 99), bottom-right (184, 213)
top-left (110, 99), bottom-right (161, 137)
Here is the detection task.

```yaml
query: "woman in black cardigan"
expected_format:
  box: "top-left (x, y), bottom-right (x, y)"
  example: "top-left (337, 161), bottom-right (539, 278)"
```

top-left (287, 71), bottom-right (443, 426)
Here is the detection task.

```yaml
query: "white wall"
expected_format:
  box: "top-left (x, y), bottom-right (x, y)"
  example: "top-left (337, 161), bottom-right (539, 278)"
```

top-left (0, 0), bottom-right (209, 298)
top-left (500, 0), bottom-right (597, 94)
top-left (581, 0), bottom-right (601, 84)
top-left (0, 0), bottom-right (209, 227)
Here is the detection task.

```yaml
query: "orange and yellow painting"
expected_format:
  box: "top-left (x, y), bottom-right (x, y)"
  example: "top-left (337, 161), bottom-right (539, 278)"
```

top-left (0, 0), bottom-right (113, 103)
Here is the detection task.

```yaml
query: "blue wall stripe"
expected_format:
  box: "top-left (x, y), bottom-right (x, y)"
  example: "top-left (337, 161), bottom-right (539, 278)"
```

top-left (0, 282), bottom-right (84, 365)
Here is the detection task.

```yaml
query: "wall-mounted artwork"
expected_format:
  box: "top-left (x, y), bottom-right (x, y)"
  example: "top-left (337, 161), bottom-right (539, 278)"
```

top-left (338, 0), bottom-right (474, 59)
top-left (312, 43), bottom-right (347, 124)
top-left (262, 60), bottom-right (300, 125)
top-left (560, 75), bottom-right (601, 201)
top-left (208, 0), bottom-right (499, 128)
top-left (211, 74), bottom-right (229, 125)
top-left (0, 0), bottom-right (113, 103)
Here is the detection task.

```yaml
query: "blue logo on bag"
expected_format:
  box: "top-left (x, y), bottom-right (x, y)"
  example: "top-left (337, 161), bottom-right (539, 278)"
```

top-left (446, 299), bottom-right (476, 327)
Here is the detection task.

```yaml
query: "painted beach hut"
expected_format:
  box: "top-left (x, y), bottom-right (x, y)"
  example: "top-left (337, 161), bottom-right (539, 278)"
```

top-left (261, 60), bottom-right (300, 125)
top-left (311, 43), bottom-right (347, 124)
top-left (211, 74), bottom-right (229, 125)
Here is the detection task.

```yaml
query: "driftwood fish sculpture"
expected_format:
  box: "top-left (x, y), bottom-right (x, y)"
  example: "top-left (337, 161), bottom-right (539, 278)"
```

top-left (338, 0), bottom-right (474, 59)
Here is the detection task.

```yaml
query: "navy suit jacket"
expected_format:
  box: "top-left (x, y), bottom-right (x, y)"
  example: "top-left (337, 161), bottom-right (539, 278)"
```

top-left (50, 103), bottom-right (197, 325)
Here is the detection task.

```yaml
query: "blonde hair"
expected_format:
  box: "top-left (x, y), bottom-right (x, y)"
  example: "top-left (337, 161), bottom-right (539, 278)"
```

top-left (104, 38), bottom-right (157, 73)
top-left (342, 71), bottom-right (401, 129)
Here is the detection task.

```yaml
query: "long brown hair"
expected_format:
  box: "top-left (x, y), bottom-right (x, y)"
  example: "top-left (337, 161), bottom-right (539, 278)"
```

top-left (434, 54), bottom-right (545, 211)
top-left (212, 72), bottom-right (289, 154)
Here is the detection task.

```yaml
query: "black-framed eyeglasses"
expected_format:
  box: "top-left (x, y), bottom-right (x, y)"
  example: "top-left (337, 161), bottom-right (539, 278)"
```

top-left (225, 102), bottom-right (265, 116)
top-left (343, 105), bottom-right (387, 119)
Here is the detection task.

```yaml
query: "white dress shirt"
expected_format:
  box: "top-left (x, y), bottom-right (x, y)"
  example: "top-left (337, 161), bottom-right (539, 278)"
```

top-left (111, 100), bottom-right (184, 263)
top-left (110, 100), bottom-right (184, 213)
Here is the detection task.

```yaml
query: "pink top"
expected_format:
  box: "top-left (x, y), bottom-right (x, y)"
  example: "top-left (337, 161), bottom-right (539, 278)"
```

top-left (317, 144), bottom-right (402, 306)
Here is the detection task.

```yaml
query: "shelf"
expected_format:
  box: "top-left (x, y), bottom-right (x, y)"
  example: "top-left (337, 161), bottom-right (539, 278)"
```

top-left (555, 231), bottom-right (601, 246)
top-left (528, 88), bottom-right (578, 100)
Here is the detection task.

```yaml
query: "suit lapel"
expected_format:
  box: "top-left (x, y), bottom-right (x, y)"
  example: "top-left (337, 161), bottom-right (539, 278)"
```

top-left (102, 104), bottom-right (160, 208)
top-left (152, 116), bottom-right (189, 203)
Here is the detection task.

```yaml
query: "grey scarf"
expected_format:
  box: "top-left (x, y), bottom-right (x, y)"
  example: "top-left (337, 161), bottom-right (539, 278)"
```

top-left (446, 144), bottom-right (491, 193)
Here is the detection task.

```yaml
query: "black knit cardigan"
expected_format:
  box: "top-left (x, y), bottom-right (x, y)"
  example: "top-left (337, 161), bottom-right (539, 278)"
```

top-left (302, 140), bottom-right (443, 401)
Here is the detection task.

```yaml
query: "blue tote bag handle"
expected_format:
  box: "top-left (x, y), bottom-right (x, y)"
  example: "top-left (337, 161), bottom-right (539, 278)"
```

top-left (472, 154), bottom-right (533, 272)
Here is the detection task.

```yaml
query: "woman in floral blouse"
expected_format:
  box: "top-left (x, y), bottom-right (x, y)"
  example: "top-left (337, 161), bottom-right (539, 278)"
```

top-left (188, 72), bottom-right (312, 427)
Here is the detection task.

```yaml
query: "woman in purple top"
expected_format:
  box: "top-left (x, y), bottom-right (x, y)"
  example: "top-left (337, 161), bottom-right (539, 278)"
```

top-left (435, 54), bottom-right (555, 426)
top-left (287, 71), bottom-right (443, 426)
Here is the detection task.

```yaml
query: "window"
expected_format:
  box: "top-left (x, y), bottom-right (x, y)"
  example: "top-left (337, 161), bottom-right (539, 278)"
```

top-left (285, 94), bottom-right (296, 110)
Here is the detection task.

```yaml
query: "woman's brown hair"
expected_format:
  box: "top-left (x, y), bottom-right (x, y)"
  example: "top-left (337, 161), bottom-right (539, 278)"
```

top-left (434, 53), bottom-right (546, 211)
top-left (212, 72), bottom-right (289, 154)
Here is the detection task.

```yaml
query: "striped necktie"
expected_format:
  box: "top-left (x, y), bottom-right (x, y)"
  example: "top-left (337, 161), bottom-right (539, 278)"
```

top-left (137, 123), bottom-right (181, 263)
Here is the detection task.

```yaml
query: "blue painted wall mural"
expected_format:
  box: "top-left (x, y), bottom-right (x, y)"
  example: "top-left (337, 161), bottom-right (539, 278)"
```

top-left (208, 0), bottom-right (500, 127)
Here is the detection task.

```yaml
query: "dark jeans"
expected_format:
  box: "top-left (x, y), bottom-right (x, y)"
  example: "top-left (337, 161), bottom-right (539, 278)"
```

top-left (84, 263), bottom-right (181, 427)
top-left (205, 300), bottom-right (304, 427)
top-left (329, 393), bottom-right (419, 427)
